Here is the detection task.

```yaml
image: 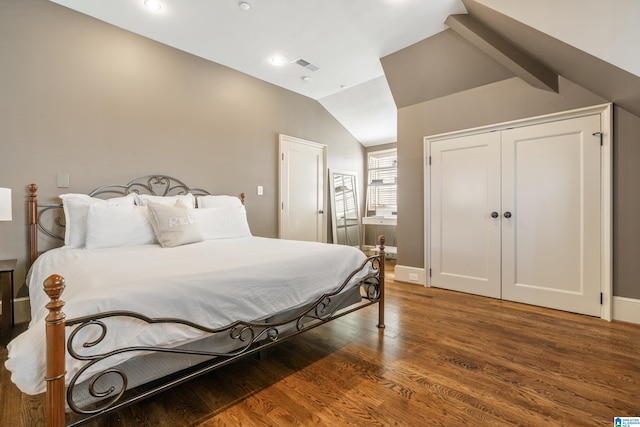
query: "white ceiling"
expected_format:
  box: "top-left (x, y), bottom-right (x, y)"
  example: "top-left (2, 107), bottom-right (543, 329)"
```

top-left (49, 0), bottom-right (467, 146)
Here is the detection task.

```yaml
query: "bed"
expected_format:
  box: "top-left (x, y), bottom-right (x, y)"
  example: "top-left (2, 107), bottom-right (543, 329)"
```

top-left (5, 175), bottom-right (385, 426)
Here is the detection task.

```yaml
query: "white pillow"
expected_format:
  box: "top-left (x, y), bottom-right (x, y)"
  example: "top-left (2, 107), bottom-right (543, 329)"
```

top-left (60, 193), bottom-right (137, 248)
top-left (136, 193), bottom-right (195, 208)
top-left (197, 195), bottom-right (242, 208)
top-left (146, 201), bottom-right (203, 248)
top-left (193, 206), bottom-right (251, 240)
top-left (86, 204), bottom-right (157, 249)
top-left (85, 204), bottom-right (157, 249)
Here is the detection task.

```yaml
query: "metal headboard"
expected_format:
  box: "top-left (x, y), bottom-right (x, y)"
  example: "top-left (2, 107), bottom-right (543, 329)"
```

top-left (28, 175), bottom-right (216, 264)
top-left (88, 175), bottom-right (210, 199)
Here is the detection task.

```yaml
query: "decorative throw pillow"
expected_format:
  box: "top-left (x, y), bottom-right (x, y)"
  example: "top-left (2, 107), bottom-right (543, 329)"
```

top-left (136, 193), bottom-right (196, 208)
top-left (146, 201), bottom-right (203, 248)
top-left (60, 193), bottom-right (137, 248)
top-left (85, 204), bottom-right (157, 249)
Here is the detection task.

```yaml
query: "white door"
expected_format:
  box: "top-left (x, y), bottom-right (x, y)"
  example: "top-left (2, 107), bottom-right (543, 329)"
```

top-left (430, 132), bottom-right (502, 298)
top-left (429, 114), bottom-right (603, 316)
top-left (501, 115), bottom-right (602, 316)
top-left (279, 134), bottom-right (326, 242)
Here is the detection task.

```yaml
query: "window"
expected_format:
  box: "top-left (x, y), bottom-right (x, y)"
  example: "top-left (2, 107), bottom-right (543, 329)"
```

top-left (366, 149), bottom-right (397, 216)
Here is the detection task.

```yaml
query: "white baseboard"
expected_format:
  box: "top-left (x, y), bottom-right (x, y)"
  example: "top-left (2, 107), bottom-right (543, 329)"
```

top-left (613, 296), bottom-right (640, 325)
top-left (0, 297), bottom-right (31, 325)
top-left (394, 265), bottom-right (427, 286)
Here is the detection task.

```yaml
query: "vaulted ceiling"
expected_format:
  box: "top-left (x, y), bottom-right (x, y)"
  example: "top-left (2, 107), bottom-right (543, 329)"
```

top-left (49, 0), bottom-right (640, 145)
top-left (383, 0), bottom-right (640, 120)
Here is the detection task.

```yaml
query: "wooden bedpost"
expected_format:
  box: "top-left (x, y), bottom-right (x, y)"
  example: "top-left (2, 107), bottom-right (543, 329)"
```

top-left (240, 192), bottom-right (246, 205)
top-left (28, 184), bottom-right (39, 267)
top-left (377, 235), bottom-right (385, 329)
top-left (44, 274), bottom-right (66, 427)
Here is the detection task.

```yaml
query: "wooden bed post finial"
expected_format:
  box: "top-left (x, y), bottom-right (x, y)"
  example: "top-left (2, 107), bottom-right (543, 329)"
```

top-left (377, 235), bottom-right (385, 329)
top-left (44, 274), bottom-right (65, 321)
top-left (44, 274), bottom-right (66, 427)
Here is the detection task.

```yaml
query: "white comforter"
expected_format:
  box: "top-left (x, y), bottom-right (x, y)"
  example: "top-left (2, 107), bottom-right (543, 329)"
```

top-left (6, 237), bottom-right (370, 395)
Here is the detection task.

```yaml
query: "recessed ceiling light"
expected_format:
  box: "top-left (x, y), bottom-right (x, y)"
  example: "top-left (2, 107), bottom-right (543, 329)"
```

top-left (270, 56), bottom-right (286, 66)
top-left (144, 0), bottom-right (162, 11)
top-left (239, 2), bottom-right (251, 11)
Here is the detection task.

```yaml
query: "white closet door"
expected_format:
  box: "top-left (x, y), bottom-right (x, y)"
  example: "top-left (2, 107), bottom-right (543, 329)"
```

top-left (430, 132), bottom-right (502, 298)
top-left (501, 114), bottom-right (602, 316)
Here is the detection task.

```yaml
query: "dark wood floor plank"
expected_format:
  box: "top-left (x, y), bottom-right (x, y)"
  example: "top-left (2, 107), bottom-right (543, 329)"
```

top-left (2, 263), bottom-right (640, 426)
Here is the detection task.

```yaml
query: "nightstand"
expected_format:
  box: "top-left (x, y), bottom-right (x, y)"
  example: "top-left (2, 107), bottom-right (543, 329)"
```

top-left (1, 259), bottom-right (17, 345)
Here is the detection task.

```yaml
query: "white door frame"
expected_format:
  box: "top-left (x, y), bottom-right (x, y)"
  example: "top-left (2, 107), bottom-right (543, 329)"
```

top-left (424, 103), bottom-right (613, 320)
top-left (278, 134), bottom-right (328, 242)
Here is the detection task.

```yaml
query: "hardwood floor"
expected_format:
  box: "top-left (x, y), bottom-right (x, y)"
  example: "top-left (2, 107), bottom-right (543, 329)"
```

top-left (2, 264), bottom-right (640, 426)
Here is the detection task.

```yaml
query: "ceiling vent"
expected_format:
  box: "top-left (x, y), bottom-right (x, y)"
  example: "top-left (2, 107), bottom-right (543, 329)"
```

top-left (295, 58), bottom-right (320, 72)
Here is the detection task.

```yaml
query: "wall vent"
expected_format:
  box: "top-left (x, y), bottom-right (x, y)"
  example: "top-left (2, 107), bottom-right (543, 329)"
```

top-left (295, 58), bottom-right (320, 72)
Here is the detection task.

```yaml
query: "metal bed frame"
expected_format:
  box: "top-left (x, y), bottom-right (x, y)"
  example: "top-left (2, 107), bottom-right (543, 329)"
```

top-left (25, 175), bottom-right (385, 427)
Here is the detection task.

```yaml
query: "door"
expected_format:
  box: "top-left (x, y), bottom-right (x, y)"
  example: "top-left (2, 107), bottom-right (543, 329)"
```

top-left (429, 114), bottom-right (603, 316)
top-left (430, 132), bottom-right (502, 298)
top-left (501, 115), bottom-right (601, 316)
top-left (279, 134), bottom-right (326, 242)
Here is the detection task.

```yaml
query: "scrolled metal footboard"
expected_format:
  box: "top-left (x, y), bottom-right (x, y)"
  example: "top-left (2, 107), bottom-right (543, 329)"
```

top-left (44, 243), bottom-right (385, 427)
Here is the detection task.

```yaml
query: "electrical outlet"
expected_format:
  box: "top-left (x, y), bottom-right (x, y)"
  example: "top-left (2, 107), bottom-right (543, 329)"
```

top-left (409, 273), bottom-right (419, 282)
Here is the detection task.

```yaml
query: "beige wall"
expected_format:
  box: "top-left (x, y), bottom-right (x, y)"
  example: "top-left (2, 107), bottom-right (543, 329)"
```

top-left (397, 75), bottom-right (640, 299)
top-left (0, 0), bottom-right (365, 296)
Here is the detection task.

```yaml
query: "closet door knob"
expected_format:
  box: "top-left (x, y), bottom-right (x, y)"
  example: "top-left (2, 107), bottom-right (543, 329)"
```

top-left (491, 212), bottom-right (499, 218)
top-left (504, 211), bottom-right (512, 219)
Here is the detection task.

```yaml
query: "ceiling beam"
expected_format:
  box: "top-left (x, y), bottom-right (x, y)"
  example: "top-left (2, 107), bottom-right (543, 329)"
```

top-left (445, 14), bottom-right (559, 93)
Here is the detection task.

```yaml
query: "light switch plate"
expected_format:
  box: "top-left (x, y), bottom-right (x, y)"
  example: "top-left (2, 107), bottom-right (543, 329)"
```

top-left (56, 173), bottom-right (70, 188)
top-left (257, 185), bottom-right (264, 196)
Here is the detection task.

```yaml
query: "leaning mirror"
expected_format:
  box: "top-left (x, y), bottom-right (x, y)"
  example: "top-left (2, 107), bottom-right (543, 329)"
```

top-left (329, 170), bottom-right (361, 248)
